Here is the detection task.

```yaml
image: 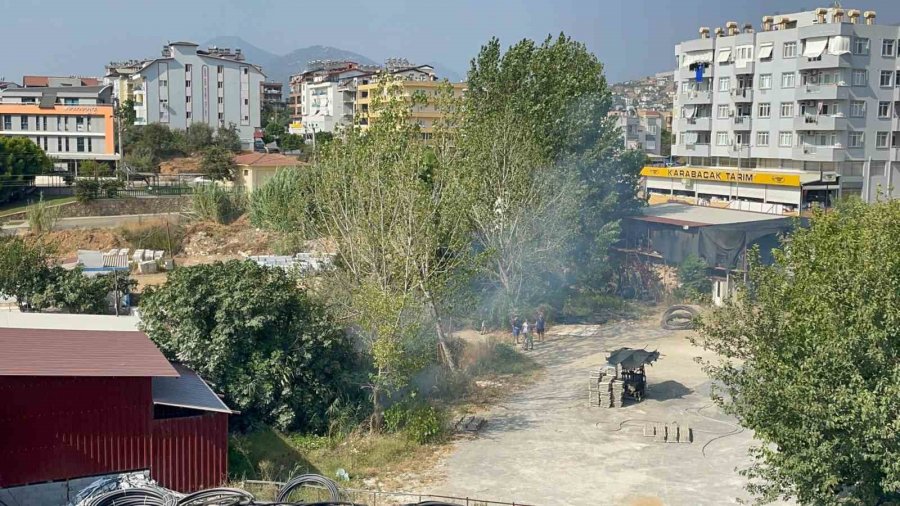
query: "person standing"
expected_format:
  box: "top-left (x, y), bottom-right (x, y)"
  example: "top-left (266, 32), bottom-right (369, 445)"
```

top-left (536, 312), bottom-right (546, 343)
top-left (511, 315), bottom-right (521, 344)
top-left (522, 320), bottom-right (533, 351)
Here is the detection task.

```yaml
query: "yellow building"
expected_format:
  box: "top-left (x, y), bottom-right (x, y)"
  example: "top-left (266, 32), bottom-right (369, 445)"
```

top-left (356, 79), bottom-right (466, 139)
top-left (234, 153), bottom-right (304, 193)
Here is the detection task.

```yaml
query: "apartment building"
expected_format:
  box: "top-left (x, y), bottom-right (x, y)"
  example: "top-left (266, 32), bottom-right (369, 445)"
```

top-left (665, 7), bottom-right (900, 212)
top-left (0, 85), bottom-right (117, 170)
top-left (132, 42), bottom-right (264, 150)
top-left (287, 61), bottom-right (379, 135)
top-left (356, 65), bottom-right (466, 139)
top-left (612, 109), bottom-right (664, 156)
top-left (104, 60), bottom-right (146, 102)
top-left (260, 81), bottom-right (284, 112)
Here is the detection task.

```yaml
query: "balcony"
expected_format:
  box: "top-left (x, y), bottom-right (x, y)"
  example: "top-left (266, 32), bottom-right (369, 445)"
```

top-left (733, 62), bottom-right (754, 75)
top-left (793, 145), bottom-right (845, 162)
top-left (681, 143), bottom-right (711, 157)
top-left (794, 114), bottom-right (848, 131)
top-left (796, 53), bottom-right (851, 71)
top-left (730, 88), bottom-right (753, 102)
top-left (732, 116), bottom-right (752, 130)
top-left (795, 84), bottom-right (849, 101)
top-left (679, 90), bottom-right (712, 105)
top-left (678, 117), bottom-right (712, 131)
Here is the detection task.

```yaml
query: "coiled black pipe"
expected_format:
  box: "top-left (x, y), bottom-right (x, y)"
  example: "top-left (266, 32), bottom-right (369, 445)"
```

top-left (276, 474), bottom-right (342, 502)
top-left (177, 487), bottom-right (255, 505)
top-left (84, 487), bottom-right (177, 506)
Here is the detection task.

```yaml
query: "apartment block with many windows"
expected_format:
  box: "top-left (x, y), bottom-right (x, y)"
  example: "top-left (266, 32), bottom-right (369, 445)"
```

top-left (0, 85), bottom-right (117, 170)
top-left (611, 109), bottom-right (664, 156)
top-left (132, 42), bottom-right (264, 150)
top-left (664, 7), bottom-right (900, 212)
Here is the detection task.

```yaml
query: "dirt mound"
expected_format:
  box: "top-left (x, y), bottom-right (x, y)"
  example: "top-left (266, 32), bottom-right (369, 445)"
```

top-left (159, 156), bottom-right (202, 175)
top-left (182, 216), bottom-right (277, 256)
top-left (43, 229), bottom-right (127, 258)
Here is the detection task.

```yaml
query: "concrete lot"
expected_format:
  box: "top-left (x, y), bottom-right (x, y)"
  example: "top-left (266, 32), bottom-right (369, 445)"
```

top-left (425, 316), bottom-right (792, 506)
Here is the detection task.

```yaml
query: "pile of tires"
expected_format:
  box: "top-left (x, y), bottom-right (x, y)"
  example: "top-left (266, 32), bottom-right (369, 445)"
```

top-left (661, 305), bottom-right (701, 330)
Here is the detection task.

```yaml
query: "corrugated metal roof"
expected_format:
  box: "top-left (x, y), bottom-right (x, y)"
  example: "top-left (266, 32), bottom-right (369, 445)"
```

top-left (153, 363), bottom-right (232, 413)
top-left (632, 203), bottom-right (790, 227)
top-left (0, 328), bottom-right (177, 377)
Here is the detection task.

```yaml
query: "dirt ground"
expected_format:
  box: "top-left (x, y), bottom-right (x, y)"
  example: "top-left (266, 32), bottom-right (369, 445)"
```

top-left (415, 313), bottom-right (793, 506)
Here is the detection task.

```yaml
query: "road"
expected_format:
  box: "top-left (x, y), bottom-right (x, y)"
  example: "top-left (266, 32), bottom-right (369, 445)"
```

top-left (423, 315), bottom-right (792, 506)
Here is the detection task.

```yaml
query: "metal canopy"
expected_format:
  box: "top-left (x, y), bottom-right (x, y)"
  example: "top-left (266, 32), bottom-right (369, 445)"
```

top-left (605, 347), bottom-right (660, 370)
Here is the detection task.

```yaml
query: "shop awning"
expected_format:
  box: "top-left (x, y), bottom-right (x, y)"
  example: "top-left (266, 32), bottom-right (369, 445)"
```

top-left (758, 44), bottom-right (774, 60)
top-left (717, 49), bottom-right (732, 63)
top-left (803, 37), bottom-right (829, 58)
top-left (828, 36), bottom-right (850, 55)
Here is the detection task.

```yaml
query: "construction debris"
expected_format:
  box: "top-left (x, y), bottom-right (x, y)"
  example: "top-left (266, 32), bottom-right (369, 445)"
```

top-left (454, 415), bottom-right (486, 433)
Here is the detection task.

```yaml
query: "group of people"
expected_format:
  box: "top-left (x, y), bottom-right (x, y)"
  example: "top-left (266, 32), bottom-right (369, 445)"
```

top-left (511, 312), bottom-right (546, 351)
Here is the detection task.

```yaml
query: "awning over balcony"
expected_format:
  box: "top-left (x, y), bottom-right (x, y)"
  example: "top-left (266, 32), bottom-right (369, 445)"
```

top-left (717, 49), bottom-right (732, 64)
top-left (803, 37), bottom-right (829, 58)
top-left (682, 50), bottom-right (713, 68)
top-left (828, 36), bottom-right (851, 55)
top-left (757, 44), bottom-right (774, 60)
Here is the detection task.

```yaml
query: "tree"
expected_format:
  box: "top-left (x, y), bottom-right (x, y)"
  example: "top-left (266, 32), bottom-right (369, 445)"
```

top-left (215, 123), bottom-right (243, 152)
top-left (131, 123), bottom-right (184, 159)
top-left (466, 34), bottom-right (644, 293)
top-left (279, 133), bottom-right (304, 152)
top-left (0, 137), bottom-right (53, 203)
top-left (692, 199), bottom-right (900, 505)
top-left (184, 123), bottom-right (215, 154)
top-left (0, 236), bottom-right (54, 310)
top-left (675, 254), bottom-right (710, 302)
top-left (31, 267), bottom-right (113, 314)
top-left (78, 159), bottom-right (112, 178)
top-left (200, 146), bottom-right (237, 181)
top-left (139, 260), bottom-right (360, 431)
top-left (124, 144), bottom-right (159, 173)
top-left (660, 128), bottom-right (673, 158)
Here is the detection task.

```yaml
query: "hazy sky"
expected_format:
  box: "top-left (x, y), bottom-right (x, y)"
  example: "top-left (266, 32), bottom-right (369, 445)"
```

top-left (2, 0), bottom-right (900, 84)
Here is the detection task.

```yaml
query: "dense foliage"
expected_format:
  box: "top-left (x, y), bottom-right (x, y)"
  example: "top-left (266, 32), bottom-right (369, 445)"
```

top-left (0, 236), bottom-right (124, 313)
top-left (693, 199), bottom-right (900, 505)
top-left (139, 261), bottom-right (361, 431)
top-left (675, 254), bottom-right (711, 302)
top-left (0, 137), bottom-right (53, 203)
top-left (200, 145), bottom-right (238, 181)
top-left (123, 122), bottom-right (243, 173)
top-left (248, 168), bottom-right (315, 233)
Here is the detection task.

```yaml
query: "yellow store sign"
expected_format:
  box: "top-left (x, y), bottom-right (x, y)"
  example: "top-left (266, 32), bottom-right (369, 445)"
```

top-left (640, 166), bottom-right (801, 187)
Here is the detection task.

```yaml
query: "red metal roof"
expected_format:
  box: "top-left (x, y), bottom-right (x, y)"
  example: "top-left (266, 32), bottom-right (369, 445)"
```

top-left (0, 328), bottom-right (178, 377)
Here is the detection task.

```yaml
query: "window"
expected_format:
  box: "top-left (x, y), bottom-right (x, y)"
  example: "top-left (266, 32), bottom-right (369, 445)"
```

top-left (87, 138), bottom-right (92, 152)
top-left (718, 77), bottom-right (730, 92)
top-left (780, 102), bottom-right (794, 118)
top-left (717, 104), bottom-right (730, 118)
top-left (243, 67), bottom-right (249, 75)
top-left (716, 132), bottom-right (730, 146)
top-left (781, 72), bottom-right (796, 88)
top-left (648, 125), bottom-right (658, 135)
top-left (849, 132), bottom-right (864, 148)
top-left (186, 111), bottom-right (192, 119)
top-left (160, 79), bottom-right (168, 87)
top-left (244, 98), bottom-right (249, 105)
top-left (879, 101), bottom-right (891, 118)
top-left (185, 63), bottom-right (192, 72)
top-left (217, 82), bottom-right (223, 89)
top-left (758, 103), bottom-right (771, 118)
top-left (20, 116), bottom-right (27, 130)
top-left (217, 65), bottom-right (224, 73)
top-left (56, 116), bottom-right (62, 130)
top-left (681, 81), bottom-right (690, 93)
top-left (759, 74), bottom-right (772, 90)
top-left (63, 98), bottom-right (78, 105)
top-left (853, 37), bottom-right (870, 55)
top-left (76, 137), bottom-right (85, 152)
top-left (883, 39), bottom-right (896, 56)
top-left (783, 41), bottom-right (798, 58)
top-left (757, 131), bottom-right (770, 146)
top-left (42, 116), bottom-right (47, 130)
top-left (185, 80), bottom-right (191, 88)
top-left (876, 132), bottom-right (889, 148)
top-left (217, 97), bottom-right (224, 104)
top-left (852, 70), bottom-right (868, 86)
top-left (850, 101), bottom-right (866, 117)
top-left (779, 131), bottom-right (793, 147)
top-left (57, 137), bottom-right (62, 152)
top-left (64, 137), bottom-right (70, 151)
top-left (881, 70), bottom-right (893, 87)
top-left (76, 116), bottom-right (84, 131)
top-left (2, 115), bottom-right (9, 130)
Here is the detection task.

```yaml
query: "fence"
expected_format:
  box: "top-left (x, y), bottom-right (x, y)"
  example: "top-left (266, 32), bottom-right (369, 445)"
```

top-left (242, 480), bottom-right (536, 506)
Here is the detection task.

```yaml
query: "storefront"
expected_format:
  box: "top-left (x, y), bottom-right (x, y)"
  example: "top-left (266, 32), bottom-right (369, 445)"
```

top-left (641, 166), bottom-right (837, 213)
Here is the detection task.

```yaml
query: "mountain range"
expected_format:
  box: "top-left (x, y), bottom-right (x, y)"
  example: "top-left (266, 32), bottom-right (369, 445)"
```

top-left (203, 36), bottom-right (463, 87)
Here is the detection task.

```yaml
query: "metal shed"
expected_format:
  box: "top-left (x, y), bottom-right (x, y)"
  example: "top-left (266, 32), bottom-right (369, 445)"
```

top-left (0, 328), bottom-right (231, 493)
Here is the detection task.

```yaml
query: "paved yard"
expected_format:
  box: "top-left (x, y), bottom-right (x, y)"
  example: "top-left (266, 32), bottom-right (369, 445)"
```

top-left (424, 316), bottom-right (791, 506)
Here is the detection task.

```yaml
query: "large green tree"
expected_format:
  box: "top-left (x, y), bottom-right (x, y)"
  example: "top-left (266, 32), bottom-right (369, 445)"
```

top-left (0, 137), bottom-right (53, 202)
top-left (139, 260), bottom-right (360, 431)
top-left (200, 145), bottom-right (237, 181)
top-left (693, 199), bottom-right (900, 505)
top-left (466, 34), bottom-right (644, 292)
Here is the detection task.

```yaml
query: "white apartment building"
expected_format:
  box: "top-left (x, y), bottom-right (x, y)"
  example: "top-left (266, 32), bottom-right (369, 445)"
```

top-left (612, 109), bottom-right (664, 156)
top-left (663, 7), bottom-right (900, 212)
top-left (133, 42), bottom-right (264, 150)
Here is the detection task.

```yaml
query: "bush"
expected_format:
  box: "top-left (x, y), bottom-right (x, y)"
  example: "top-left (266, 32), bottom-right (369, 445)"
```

top-left (75, 179), bottom-right (100, 203)
top-left (675, 254), bottom-right (711, 303)
top-left (384, 399), bottom-right (447, 444)
top-left (192, 184), bottom-right (245, 224)
top-left (249, 168), bottom-right (314, 234)
top-left (79, 160), bottom-right (112, 178)
top-left (201, 146), bottom-right (238, 181)
top-left (25, 196), bottom-right (60, 234)
top-left (101, 179), bottom-right (124, 198)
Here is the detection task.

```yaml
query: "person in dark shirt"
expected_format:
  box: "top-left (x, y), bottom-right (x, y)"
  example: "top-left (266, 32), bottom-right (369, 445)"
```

top-left (511, 315), bottom-right (521, 344)
top-left (536, 312), bottom-right (546, 342)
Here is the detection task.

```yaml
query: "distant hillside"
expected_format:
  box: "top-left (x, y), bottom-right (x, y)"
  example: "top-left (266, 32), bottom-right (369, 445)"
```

top-left (203, 36), bottom-right (463, 86)
top-left (203, 35), bottom-right (462, 85)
